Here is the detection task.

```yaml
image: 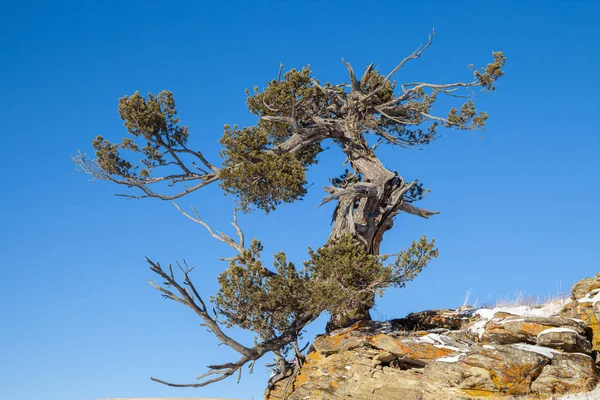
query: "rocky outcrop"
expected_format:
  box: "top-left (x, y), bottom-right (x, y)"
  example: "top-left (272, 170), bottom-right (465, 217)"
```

top-left (560, 288), bottom-right (600, 353)
top-left (531, 353), bottom-right (598, 395)
top-left (536, 327), bottom-right (591, 353)
top-left (570, 273), bottom-right (600, 301)
top-left (396, 308), bottom-right (478, 331)
top-left (266, 274), bottom-right (600, 399)
top-left (481, 315), bottom-right (587, 346)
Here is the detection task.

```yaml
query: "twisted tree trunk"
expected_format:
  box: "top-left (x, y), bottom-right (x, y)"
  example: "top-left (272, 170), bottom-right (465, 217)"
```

top-left (325, 92), bottom-right (408, 331)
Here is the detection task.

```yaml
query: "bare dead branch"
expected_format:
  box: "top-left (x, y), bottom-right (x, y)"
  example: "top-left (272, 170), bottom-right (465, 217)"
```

top-left (383, 29), bottom-right (435, 85)
top-left (151, 360), bottom-right (243, 388)
top-left (342, 58), bottom-right (360, 92)
top-left (116, 174), bottom-right (219, 200)
top-left (173, 203), bottom-right (245, 254)
top-left (319, 182), bottom-right (380, 207)
top-left (277, 62), bottom-right (284, 83)
top-left (146, 257), bottom-right (316, 388)
top-left (173, 203), bottom-right (278, 275)
top-left (147, 258), bottom-right (251, 356)
top-left (266, 351), bottom-right (289, 389)
top-left (398, 202), bottom-right (440, 218)
top-left (231, 210), bottom-right (245, 250)
top-left (364, 29), bottom-right (436, 104)
top-left (146, 253), bottom-right (317, 387)
top-left (359, 62), bottom-right (374, 89)
top-left (74, 151), bottom-right (220, 200)
top-left (374, 107), bottom-right (418, 126)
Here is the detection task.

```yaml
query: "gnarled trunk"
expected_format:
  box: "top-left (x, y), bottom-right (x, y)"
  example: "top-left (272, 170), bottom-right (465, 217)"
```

top-left (325, 95), bottom-right (408, 331)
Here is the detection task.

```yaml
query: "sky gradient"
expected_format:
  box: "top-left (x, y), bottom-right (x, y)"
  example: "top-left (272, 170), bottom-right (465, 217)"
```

top-left (1, 1), bottom-right (599, 399)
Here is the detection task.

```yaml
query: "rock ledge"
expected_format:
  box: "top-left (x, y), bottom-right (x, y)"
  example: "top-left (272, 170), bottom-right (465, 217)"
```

top-left (266, 274), bottom-right (600, 399)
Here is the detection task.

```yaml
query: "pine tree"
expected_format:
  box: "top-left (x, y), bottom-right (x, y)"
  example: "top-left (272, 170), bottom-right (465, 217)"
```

top-left (74, 31), bottom-right (505, 388)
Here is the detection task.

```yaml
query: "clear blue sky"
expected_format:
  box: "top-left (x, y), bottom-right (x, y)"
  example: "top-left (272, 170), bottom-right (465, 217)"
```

top-left (1, 1), bottom-right (598, 399)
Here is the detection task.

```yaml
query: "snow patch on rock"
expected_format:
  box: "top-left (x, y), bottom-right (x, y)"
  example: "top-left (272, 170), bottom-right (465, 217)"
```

top-left (498, 318), bottom-right (525, 324)
top-left (537, 327), bottom-right (578, 337)
top-left (467, 298), bottom-right (570, 339)
top-left (413, 333), bottom-right (462, 351)
top-left (512, 343), bottom-right (561, 359)
top-left (578, 289), bottom-right (600, 304)
top-left (476, 300), bottom-right (568, 320)
top-left (436, 353), bottom-right (466, 363)
top-left (468, 320), bottom-right (487, 338)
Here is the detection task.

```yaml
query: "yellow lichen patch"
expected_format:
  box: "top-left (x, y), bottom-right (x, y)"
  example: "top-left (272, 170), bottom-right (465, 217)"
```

top-left (502, 364), bottom-right (536, 395)
top-left (461, 388), bottom-right (497, 397)
top-left (290, 351), bottom-right (324, 387)
top-left (293, 370), bottom-right (311, 387)
top-left (482, 361), bottom-right (541, 395)
top-left (304, 350), bottom-right (325, 364)
top-left (583, 307), bottom-right (600, 351)
top-left (488, 370), bottom-right (502, 390)
top-left (562, 302), bottom-right (600, 351)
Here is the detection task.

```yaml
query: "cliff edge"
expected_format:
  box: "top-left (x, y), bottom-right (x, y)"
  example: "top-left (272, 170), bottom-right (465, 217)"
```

top-left (266, 274), bottom-right (600, 399)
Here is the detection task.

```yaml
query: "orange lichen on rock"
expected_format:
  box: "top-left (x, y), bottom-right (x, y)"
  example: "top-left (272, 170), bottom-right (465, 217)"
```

top-left (518, 322), bottom-right (548, 336)
top-left (369, 334), bottom-right (453, 362)
top-left (266, 276), bottom-right (600, 400)
top-left (311, 321), bottom-right (371, 355)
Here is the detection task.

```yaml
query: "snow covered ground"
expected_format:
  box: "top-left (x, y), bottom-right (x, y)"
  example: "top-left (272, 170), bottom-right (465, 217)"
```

top-left (467, 297), bottom-right (572, 338)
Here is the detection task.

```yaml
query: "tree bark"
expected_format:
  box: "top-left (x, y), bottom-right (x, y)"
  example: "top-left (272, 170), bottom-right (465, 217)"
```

top-left (324, 92), bottom-right (406, 331)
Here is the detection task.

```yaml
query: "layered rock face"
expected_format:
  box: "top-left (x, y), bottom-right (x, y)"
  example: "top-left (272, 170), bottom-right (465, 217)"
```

top-left (560, 273), bottom-right (600, 354)
top-left (266, 275), bottom-right (600, 399)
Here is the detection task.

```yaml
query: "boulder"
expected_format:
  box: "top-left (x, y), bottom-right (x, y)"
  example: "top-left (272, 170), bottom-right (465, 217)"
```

top-left (481, 315), bottom-right (586, 345)
top-left (367, 332), bottom-right (460, 367)
top-left (536, 327), bottom-right (592, 353)
top-left (531, 352), bottom-right (598, 395)
top-left (310, 320), bottom-right (373, 356)
top-left (571, 273), bottom-right (600, 300)
top-left (560, 287), bottom-right (600, 352)
top-left (397, 308), bottom-right (477, 330)
top-left (279, 336), bottom-right (462, 400)
top-left (425, 344), bottom-right (552, 396)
